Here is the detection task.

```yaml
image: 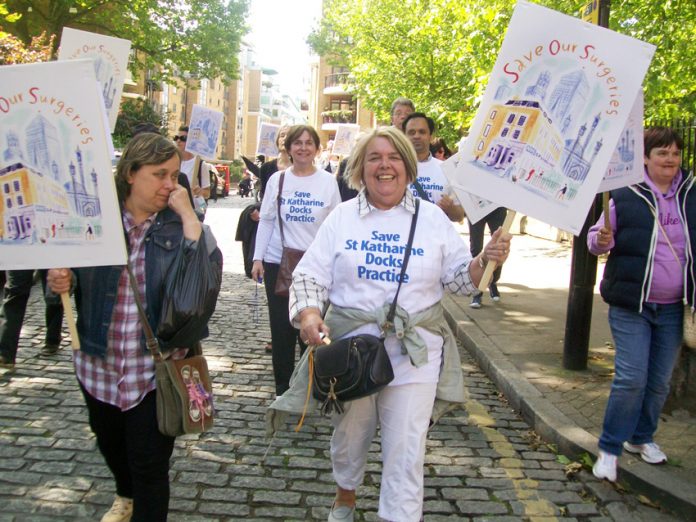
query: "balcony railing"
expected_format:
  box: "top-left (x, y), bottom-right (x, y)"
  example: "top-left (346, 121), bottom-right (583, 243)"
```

top-left (324, 72), bottom-right (351, 89)
top-left (321, 110), bottom-right (356, 124)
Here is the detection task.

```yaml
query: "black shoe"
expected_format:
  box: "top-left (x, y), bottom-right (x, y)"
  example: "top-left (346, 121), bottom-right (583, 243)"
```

top-left (40, 343), bottom-right (61, 356)
top-left (0, 354), bottom-right (15, 369)
top-left (470, 293), bottom-right (483, 309)
top-left (489, 283), bottom-right (500, 302)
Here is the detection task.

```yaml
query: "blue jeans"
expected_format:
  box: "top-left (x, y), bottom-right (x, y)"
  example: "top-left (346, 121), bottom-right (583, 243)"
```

top-left (599, 302), bottom-right (683, 455)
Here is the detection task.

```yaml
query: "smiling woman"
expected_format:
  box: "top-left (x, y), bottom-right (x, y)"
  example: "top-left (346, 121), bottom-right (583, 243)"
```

top-left (588, 127), bottom-right (694, 483)
top-left (268, 126), bottom-right (512, 522)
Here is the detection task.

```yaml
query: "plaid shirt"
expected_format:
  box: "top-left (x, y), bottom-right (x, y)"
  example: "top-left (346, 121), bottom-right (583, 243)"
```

top-left (289, 189), bottom-right (476, 324)
top-left (75, 211), bottom-right (158, 411)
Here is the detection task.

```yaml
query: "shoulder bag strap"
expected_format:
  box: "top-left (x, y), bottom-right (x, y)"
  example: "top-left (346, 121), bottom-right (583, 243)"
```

top-left (276, 171), bottom-right (287, 247)
top-left (126, 263), bottom-right (163, 361)
top-left (412, 179), bottom-right (431, 203)
top-left (383, 199), bottom-right (420, 332)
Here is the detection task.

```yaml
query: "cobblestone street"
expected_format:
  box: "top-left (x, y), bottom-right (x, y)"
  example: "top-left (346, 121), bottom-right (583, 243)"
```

top-left (0, 195), bottom-right (683, 521)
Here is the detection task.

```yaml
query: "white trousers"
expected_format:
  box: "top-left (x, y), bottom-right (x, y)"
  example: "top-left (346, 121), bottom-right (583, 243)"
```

top-left (331, 382), bottom-right (437, 522)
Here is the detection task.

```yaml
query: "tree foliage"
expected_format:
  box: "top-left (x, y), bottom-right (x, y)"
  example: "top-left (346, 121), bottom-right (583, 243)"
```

top-left (310, 0), bottom-right (696, 144)
top-left (113, 98), bottom-right (169, 149)
top-left (1, 0), bottom-right (249, 82)
top-left (0, 29), bottom-right (52, 65)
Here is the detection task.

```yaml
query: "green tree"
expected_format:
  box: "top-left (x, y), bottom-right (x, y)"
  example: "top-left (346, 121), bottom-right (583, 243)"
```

top-left (310, 0), bottom-right (696, 143)
top-left (113, 98), bottom-right (169, 149)
top-left (2, 0), bottom-right (249, 82)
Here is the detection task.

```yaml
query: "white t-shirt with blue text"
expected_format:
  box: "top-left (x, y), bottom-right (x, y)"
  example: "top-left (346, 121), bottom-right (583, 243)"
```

top-left (254, 167), bottom-right (341, 264)
top-left (410, 156), bottom-right (453, 204)
top-left (295, 198), bottom-right (471, 385)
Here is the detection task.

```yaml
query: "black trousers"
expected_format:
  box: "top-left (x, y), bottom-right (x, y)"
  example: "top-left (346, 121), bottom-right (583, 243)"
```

top-left (0, 270), bottom-right (63, 362)
top-left (467, 207), bottom-right (507, 289)
top-left (262, 262), bottom-right (306, 395)
top-left (80, 386), bottom-right (175, 522)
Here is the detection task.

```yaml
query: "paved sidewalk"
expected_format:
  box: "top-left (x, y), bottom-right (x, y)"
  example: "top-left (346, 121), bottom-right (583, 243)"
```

top-left (443, 230), bottom-right (696, 519)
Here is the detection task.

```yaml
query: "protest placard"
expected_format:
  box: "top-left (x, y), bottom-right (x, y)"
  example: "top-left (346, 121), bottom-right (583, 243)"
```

top-left (58, 28), bottom-right (131, 133)
top-left (597, 91), bottom-right (644, 193)
top-left (0, 60), bottom-right (126, 270)
top-left (257, 123), bottom-right (280, 158)
top-left (185, 104), bottom-right (223, 160)
top-left (332, 124), bottom-right (360, 156)
top-left (454, 0), bottom-right (655, 234)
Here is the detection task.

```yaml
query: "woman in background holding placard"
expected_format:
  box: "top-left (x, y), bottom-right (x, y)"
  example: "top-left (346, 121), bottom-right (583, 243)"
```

top-left (588, 127), bottom-right (694, 482)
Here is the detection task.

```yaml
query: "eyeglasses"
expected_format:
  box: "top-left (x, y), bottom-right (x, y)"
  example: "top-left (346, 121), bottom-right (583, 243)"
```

top-left (173, 135), bottom-right (187, 142)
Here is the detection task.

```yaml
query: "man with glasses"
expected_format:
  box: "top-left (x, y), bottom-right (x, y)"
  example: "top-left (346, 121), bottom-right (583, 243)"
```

top-left (174, 125), bottom-right (212, 219)
top-left (389, 97), bottom-right (415, 131)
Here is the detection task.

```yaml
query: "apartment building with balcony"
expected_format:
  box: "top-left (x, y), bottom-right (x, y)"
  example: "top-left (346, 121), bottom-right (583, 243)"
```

top-left (309, 57), bottom-right (375, 147)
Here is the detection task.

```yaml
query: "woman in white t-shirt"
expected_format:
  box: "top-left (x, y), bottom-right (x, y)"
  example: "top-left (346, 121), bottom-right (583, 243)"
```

top-left (287, 127), bottom-right (511, 522)
top-left (252, 125), bottom-right (341, 396)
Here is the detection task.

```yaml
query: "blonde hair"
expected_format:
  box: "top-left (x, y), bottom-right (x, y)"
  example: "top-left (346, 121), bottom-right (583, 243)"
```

top-left (347, 127), bottom-right (417, 190)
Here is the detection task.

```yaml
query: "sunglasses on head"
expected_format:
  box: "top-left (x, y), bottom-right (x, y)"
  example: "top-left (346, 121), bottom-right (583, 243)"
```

top-left (173, 135), bottom-right (187, 142)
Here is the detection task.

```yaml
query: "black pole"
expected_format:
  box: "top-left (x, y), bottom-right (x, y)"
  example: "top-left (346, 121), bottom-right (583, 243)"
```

top-left (563, 197), bottom-right (603, 370)
top-left (562, 0), bottom-right (610, 370)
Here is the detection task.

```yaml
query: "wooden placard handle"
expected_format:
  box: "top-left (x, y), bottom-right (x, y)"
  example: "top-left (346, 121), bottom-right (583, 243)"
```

top-left (59, 292), bottom-right (80, 350)
top-left (477, 210), bottom-right (516, 293)
top-left (602, 192), bottom-right (611, 230)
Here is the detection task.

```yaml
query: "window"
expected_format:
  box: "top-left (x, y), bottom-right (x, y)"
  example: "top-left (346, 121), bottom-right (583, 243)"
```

top-left (507, 113), bottom-right (515, 124)
top-left (17, 195), bottom-right (23, 206)
top-left (513, 130), bottom-right (521, 139)
top-left (501, 128), bottom-right (509, 137)
top-left (477, 141), bottom-right (484, 151)
top-left (483, 124), bottom-right (491, 137)
top-left (490, 110), bottom-right (497, 120)
top-left (2, 183), bottom-right (8, 194)
top-left (518, 115), bottom-right (527, 126)
top-left (6, 198), bottom-right (11, 208)
top-left (13, 180), bottom-right (20, 191)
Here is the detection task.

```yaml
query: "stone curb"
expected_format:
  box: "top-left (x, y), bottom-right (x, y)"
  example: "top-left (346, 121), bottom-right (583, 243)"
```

top-left (442, 295), bottom-right (696, 521)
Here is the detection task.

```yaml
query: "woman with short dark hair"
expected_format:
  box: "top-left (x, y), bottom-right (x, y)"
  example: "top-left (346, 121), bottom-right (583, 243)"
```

top-left (589, 127), bottom-right (693, 482)
top-left (48, 132), bottom-right (222, 521)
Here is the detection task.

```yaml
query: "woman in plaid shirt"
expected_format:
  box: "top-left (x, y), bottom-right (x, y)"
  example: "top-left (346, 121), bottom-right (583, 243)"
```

top-left (48, 133), bottom-right (222, 522)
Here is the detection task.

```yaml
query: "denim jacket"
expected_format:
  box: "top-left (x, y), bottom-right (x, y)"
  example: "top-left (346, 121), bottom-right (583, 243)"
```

top-left (72, 207), bottom-right (222, 358)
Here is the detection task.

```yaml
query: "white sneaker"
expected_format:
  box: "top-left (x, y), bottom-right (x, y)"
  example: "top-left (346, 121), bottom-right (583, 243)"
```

top-left (623, 441), bottom-right (667, 464)
top-left (328, 502), bottom-right (355, 522)
top-left (592, 450), bottom-right (617, 482)
top-left (101, 495), bottom-right (133, 522)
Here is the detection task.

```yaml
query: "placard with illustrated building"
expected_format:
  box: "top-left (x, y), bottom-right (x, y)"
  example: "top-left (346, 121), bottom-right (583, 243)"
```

top-left (257, 123), bottom-right (280, 158)
top-left (332, 124), bottom-right (360, 156)
top-left (454, 0), bottom-right (654, 234)
top-left (441, 152), bottom-right (497, 224)
top-left (597, 91), bottom-right (644, 193)
top-left (0, 59), bottom-right (126, 270)
top-left (185, 104), bottom-right (223, 160)
top-left (58, 27), bottom-right (131, 133)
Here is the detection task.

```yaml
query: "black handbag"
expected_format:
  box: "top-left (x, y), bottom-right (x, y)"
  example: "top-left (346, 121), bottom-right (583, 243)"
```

top-left (311, 199), bottom-right (420, 415)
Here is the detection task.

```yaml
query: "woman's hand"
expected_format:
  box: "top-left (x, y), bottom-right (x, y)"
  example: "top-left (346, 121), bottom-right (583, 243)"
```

top-left (251, 260), bottom-right (264, 283)
top-left (299, 308), bottom-right (331, 346)
top-left (168, 185), bottom-right (202, 241)
top-left (47, 268), bottom-right (72, 294)
top-left (596, 227), bottom-right (613, 248)
top-left (482, 227), bottom-right (512, 265)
